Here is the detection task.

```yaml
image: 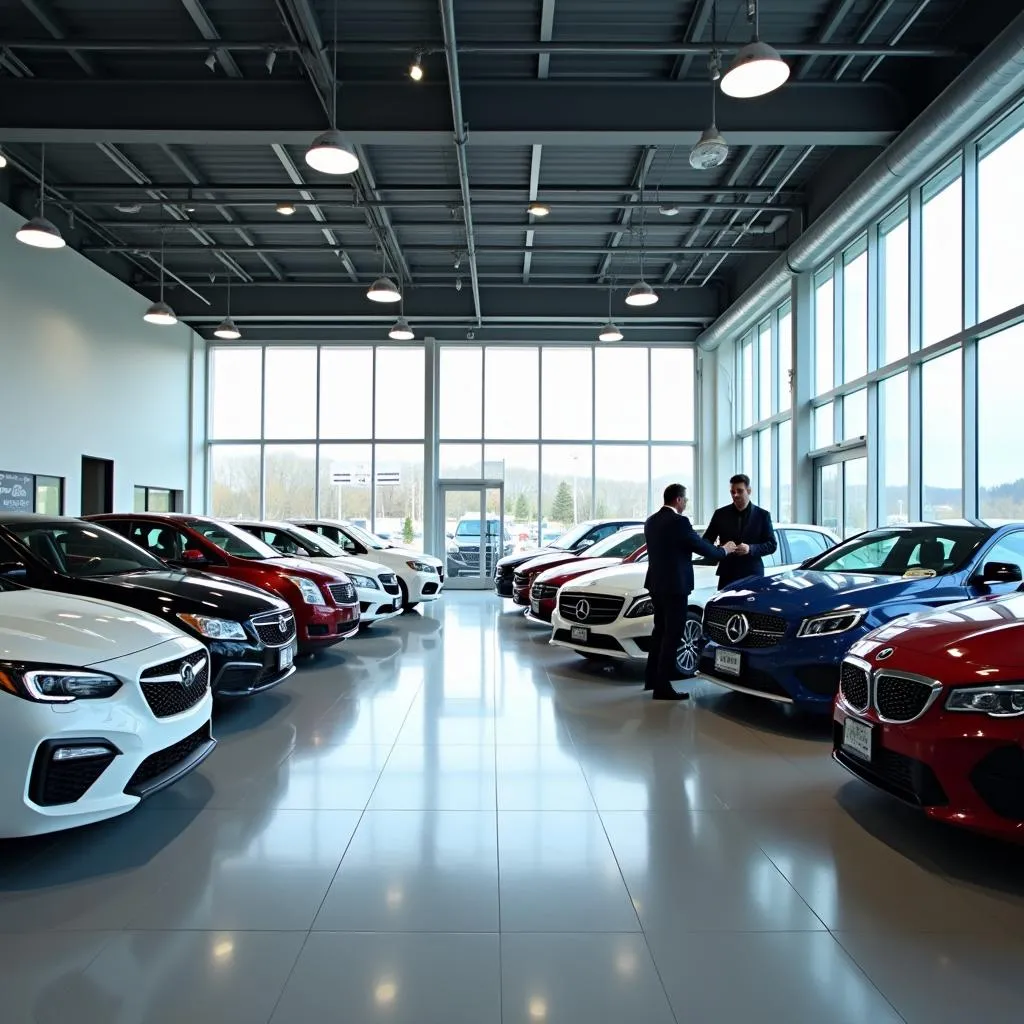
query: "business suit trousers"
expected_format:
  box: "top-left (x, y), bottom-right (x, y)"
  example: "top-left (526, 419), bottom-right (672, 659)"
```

top-left (645, 592), bottom-right (689, 696)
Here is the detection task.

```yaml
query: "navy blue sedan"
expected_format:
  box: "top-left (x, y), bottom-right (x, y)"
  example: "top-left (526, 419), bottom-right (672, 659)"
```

top-left (697, 522), bottom-right (1024, 713)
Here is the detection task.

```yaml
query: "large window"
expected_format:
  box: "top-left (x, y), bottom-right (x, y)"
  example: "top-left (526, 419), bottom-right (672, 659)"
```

top-left (922, 351), bottom-right (963, 520)
top-left (880, 212), bottom-right (909, 365)
top-left (922, 169), bottom-right (963, 346)
top-left (843, 246), bottom-right (868, 381)
top-left (978, 124), bottom-right (1024, 321)
top-left (777, 307), bottom-right (792, 413)
top-left (979, 324), bottom-right (1024, 518)
top-left (596, 348), bottom-right (648, 439)
top-left (814, 272), bottom-right (835, 395)
top-left (879, 373), bottom-right (909, 525)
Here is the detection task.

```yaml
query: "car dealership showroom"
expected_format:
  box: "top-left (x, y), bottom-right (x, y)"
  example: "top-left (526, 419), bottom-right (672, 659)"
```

top-left (3, 0), bottom-right (1024, 1020)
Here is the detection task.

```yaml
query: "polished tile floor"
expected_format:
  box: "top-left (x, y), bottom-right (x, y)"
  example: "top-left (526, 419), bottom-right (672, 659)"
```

top-left (3, 591), bottom-right (1024, 1023)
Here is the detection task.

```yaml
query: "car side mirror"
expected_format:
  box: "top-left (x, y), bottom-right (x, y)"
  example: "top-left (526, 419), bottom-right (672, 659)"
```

top-left (976, 561), bottom-right (1023, 585)
top-left (180, 549), bottom-right (208, 566)
top-left (0, 560), bottom-right (27, 579)
top-left (574, 539), bottom-right (594, 551)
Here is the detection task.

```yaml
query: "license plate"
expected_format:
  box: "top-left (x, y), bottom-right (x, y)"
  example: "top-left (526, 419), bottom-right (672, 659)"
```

top-left (279, 643), bottom-right (295, 671)
top-left (571, 625), bottom-right (589, 643)
top-left (842, 717), bottom-right (873, 762)
top-left (714, 648), bottom-right (742, 676)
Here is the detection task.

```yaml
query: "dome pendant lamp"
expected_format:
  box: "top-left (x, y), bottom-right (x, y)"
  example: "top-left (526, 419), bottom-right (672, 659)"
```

top-left (720, 0), bottom-right (790, 99)
top-left (143, 231), bottom-right (177, 326)
top-left (16, 144), bottom-right (66, 249)
top-left (367, 249), bottom-right (402, 304)
top-left (304, 0), bottom-right (360, 175)
top-left (690, 52), bottom-right (729, 170)
top-left (598, 281), bottom-right (623, 341)
top-left (214, 275), bottom-right (241, 339)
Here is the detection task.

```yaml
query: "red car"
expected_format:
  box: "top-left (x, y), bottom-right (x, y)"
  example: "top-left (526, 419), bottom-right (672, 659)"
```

top-left (834, 588), bottom-right (1024, 842)
top-left (90, 514), bottom-right (361, 654)
top-left (511, 526), bottom-right (647, 607)
top-left (526, 541), bottom-right (649, 624)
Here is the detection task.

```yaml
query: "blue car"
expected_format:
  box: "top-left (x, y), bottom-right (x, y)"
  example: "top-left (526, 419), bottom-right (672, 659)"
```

top-left (697, 521), bottom-right (1024, 713)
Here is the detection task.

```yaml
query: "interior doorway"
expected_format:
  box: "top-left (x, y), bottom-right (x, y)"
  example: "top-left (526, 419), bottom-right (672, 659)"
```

top-left (81, 456), bottom-right (114, 516)
top-left (438, 481), bottom-right (506, 590)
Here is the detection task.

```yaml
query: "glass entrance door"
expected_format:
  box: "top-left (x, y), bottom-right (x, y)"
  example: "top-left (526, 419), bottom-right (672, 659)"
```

top-left (815, 451), bottom-right (868, 539)
top-left (439, 484), bottom-right (505, 590)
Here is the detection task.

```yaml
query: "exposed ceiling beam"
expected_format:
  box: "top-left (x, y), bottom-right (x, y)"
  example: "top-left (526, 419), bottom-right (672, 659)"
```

top-left (671, 0), bottom-right (716, 80)
top-left (524, 0), bottom-right (557, 284)
top-left (830, 0), bottom-right (900, 80)
top-left (199, 325), bottom-right (706, 344)
top-left (18, 0), bottom-right (97, 75)
top-left (0, 80), bottom-right (907, 148)
top-left (596, 146), bottom-right (657, 282)
top-left (178, 0), bottom-right (241, 77)
top-left (796, 0), bottom-right (860, 79)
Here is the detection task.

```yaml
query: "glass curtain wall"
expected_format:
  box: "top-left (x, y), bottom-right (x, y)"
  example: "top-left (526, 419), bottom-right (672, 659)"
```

top-left (733, 99), bottom-right (1024, 532)
top-left (438, 345), bottom-right (696, 544)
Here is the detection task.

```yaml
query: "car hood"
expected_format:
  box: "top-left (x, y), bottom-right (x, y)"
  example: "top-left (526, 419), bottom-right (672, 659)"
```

top-left (708, 569), bottom-right (940, 620)
top-left (496, 547), bottom-right (551, 570)
top-left (304, 554), bottom-right (393, 578)
top-left (517, 551), bottom-right (580, 575)
top-left (535, 557), bottom-right (623, 586)
top-left (0, 590), bottom-right (184, 666)
top-left (264, 557), bottom-right (354, 582)
top-left (560, 562), bottom-right (647, 597)
top-left (850, 592), bottom-right (1024, 677)
top-left (375, 547), bottom-right (442, 567)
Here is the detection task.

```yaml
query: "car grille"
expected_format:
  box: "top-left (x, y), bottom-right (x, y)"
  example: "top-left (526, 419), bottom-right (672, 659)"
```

top-left (875, 674), bottom-right (935, 723)
top-left (124, 722), bottom-right (212, 797)
top-left (328, 581), bottom-right (357, 605)
top-left (704, 606), bottom-right (786, 649)
top-left (29, 744), bottom-right (118, 806)
top-left (140, 649), bottom-right (209, 718)
top-left (513, 571), bottom-right (529, 587)
top-left (833, 724), bottom-right (947, 807)
top-left (558, 593), bottom-right (624, 625)
top-left (532, 584), bottom-right (557, 600)
top-left (496, 565), bottom-right (514, 581)
top-left (839, 662), bottom-right (870, 712)
top-left (250, 610), bottom-right (297, 647)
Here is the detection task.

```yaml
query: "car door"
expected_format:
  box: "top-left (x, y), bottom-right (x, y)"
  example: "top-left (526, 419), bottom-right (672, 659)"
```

top-left (970, 531), bottom-right (1024, 596)
top-left (779, 528), bottom-right (832, 566)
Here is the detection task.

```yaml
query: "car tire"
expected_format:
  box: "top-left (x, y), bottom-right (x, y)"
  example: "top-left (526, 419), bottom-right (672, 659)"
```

top-left (673, 611), bottom-right (705, 680)
top-left (398, 579), bottom-right (418, 613)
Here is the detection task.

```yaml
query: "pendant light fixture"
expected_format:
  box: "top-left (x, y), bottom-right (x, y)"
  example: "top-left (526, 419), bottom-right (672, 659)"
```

top-left (690, 50), bottom-right (729, 170)
top-left (409, 51), bottom-right (424, 81)
top-left (16, 145), bottom-right (66, 249)
top-left (0, 150), bottom-right (7, 169)
top-left (367, 249), bottom-right (402, 304)
top-left (388, 317), bottom-right (415, 341)
top-left (598, 281), bottom-right (623, 341)
top-left (625, 181), bottom-right (658, 308)
top-left (214, 275), bottom-right (241, 339)
top-left (304, 0), bottom-right (359, 175)
top-left (275, 201), bottom-right (296, 216)
top-left (721, 0), bottom-right (790, 99)
top-left (143, 230), bottom-right (177, 326)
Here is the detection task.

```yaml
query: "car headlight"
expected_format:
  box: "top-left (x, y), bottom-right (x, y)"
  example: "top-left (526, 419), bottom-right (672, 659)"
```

top-left (285, 574), bottom-right (327, 605)
top-left (176, 612), bottom-right (247, 640)
top-left (0, 662), bottom-right (122, 703)
top-left (408, 560), bottom-right (434, 572)
top-left (447, 543), bottom-right (460, 554)
top-left (946, 684), bottom-right (1024, 717)
top-left (625, 596), bottom-right (655, 619)
top-left (347, 573), bottom-right (380, 591)
top-left (796, 609), bottom-right (866, 638)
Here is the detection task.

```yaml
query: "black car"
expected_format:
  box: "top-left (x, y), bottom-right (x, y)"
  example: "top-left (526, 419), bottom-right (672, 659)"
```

top-left (493, 519), bottom-right (645, 597)
top-left (0, 515), bottom-right (298, 700)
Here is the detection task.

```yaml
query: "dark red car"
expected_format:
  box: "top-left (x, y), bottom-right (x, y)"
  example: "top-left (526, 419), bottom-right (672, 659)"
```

top-left (526, 540), bottom-right (649, 624)
top-left (834, 588), bottom-right (1024, 842)
top-left (511, 526), bottom-right (646, 607)
top-left (90, 514), bottom-right (360, 653)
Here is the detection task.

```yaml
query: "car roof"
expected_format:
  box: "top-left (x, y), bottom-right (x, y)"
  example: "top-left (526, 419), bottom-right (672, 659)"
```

top-left (0, 514), bottom-right (78, 527)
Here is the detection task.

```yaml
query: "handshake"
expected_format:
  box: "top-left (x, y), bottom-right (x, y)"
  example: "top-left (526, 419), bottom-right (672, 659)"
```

top-left (719, 541), bottom-right (750, 556)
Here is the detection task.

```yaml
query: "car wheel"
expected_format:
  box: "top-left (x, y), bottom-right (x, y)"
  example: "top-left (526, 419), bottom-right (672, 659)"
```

top-left (397, 578), bottom-right (418, 613)
top-left (673, 612), bottom-right (704, 679)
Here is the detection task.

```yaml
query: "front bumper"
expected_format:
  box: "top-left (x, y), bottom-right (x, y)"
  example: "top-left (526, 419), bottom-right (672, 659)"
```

top-left (524, 595), bottom-right (557, 624)
top-left (208, 611), bottom-right (298, 698)
top-left (357, 582), bottom-right (403, 623)
top-left (494, 573), bottom-right (515, 597)
top-left (833, 699), bottom-right (1024, 841)
top-left (549, 608), bottom-right (652, 661)
top-left (0, 635), bottom-right (215, 838)
top-left (401, 567), bottom-right (444, 603)
top-left (297, 602), bottom-right (361, 649)
top-left (512, 580), bottom-right (531, 606)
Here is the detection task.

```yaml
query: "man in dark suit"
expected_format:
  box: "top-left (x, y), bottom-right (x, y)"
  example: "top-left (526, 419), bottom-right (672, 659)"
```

top-left (702, 474), bottom-right (778, 590)
top-left (644, 483), bottom-right (734, 701)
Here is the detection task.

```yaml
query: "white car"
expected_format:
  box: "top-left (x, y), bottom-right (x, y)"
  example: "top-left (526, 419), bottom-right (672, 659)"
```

top-left (290, 518), bottom-right (445, 610)
top-left (233, 520), bottom-right (403, 625)
top-left (550, 525), bottom-right (839, 678)
top-left (0, 580), bottom-right (215, 837)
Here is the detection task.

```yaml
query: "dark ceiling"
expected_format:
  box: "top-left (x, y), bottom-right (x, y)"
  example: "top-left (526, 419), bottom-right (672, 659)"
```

top-left (0, 0), bottom-right (1017, 343)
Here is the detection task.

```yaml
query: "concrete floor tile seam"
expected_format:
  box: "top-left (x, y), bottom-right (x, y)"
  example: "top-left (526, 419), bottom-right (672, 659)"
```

top-left (263, 928), bottom-right (316, 1024)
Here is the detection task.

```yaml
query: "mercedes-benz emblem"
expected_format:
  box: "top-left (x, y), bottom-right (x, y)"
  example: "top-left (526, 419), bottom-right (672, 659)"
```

top-left (876, 648), bottom-right (894, 661)
top-left (180, 662), bottom-right (195, 688)
top-left (725, 613), bottom-right (750, 644)
top-left (574, 599), bottom-right (591, 621)
top-left (278, 614), bottom-right (289, 634)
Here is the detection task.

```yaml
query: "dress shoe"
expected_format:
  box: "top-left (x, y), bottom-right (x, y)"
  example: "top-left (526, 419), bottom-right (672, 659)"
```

top-left (653, 690), bottom-right (690, 701)
top-left (643, 682), bottom-right (653, 691)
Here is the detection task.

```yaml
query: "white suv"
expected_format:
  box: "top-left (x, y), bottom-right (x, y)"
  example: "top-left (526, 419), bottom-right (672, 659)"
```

top-left (290, 519), bottom-right (445, 610)
top-left (0, 579), bottom-right (215, 837)
top-left (550, 525), bottom-right (839, 678)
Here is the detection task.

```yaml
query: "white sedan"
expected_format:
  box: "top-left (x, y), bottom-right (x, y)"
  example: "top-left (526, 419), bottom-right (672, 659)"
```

top-left (0, 580), bottom-right (215, 837)
top-left (233, 520), bottom-right (403, 625)
top-left (291, 518), bottom-right (445, 610)
top-left (550, 525), bottom-right (838, 678)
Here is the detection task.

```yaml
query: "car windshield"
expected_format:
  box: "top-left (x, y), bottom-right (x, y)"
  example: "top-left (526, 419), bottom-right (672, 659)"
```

top-left (550, 522), bottom-right (598, 550)
top-left (456, 520), bottom-right (500, 537)
top-left (342, 522), bottom-right (388, 550)
top-left (9, 522), bottom-right (165, 577)
top-left (807, 526), bottom-right (989, 576)
top-left (286, 524), bottom-right (347, 557)
top-left (587, 529), bottom-right (646, 559)
top-left (189, 520), bottom-right (280, 560)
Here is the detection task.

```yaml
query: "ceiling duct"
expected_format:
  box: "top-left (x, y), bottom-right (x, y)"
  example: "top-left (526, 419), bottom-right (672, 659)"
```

top-left (697, 10), bottom-right (1024, 351)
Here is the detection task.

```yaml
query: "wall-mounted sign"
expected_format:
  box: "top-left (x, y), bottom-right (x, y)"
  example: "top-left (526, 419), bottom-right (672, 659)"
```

top-left (331, 470), bottom-right (401, 486)
top-left (0, 471), bottom-right (34, 513)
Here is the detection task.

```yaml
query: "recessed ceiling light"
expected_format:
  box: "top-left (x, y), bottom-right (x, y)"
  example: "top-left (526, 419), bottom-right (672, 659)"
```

top-left (598, 322), bottom-right (624, 342)
top-left (367, 276), bottom-right (402, 303)
top-left (276, 201), bottom-right (297, 216)
top-left (409, 53), bottom-right (424, 81)
top-left (143, 300), bottom-right (177, 326)
top-left (388, 317), bottom-right (415, 340)
top-left (625, 281), bottom-right (658, 307)
top-left (528, 202), bottom-right (551, 217)
top-left (305, 129), bottom-right (360, 175)
top-left (720, 40), bottom-right (790, 99)
top-left (16, 216), bottom-right (66, 249)
top-left (114, 202), bottom-right (143, 214)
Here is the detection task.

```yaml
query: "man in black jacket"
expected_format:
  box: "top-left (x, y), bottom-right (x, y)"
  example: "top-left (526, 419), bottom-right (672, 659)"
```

top-left (644, 483), bottom-right (734, 700)
top-left (702, 474), bottom-right (778, 590)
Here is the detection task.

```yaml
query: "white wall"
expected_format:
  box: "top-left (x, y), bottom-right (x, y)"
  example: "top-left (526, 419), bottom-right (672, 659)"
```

top-left (0, 203), bottom-right (205, 515)
top-left (697, 340), bottom-right (738, 523)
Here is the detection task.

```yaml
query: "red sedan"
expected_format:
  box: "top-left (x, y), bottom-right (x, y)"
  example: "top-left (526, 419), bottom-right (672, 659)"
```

top-left (511, 526), bottom-right (646, 607)
top-left (834, 588), bottom-right (1024, 841)
top-left (526, 541), bottom-right (649, 624)
top-left (90, 514), bottom-right (361, 654)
